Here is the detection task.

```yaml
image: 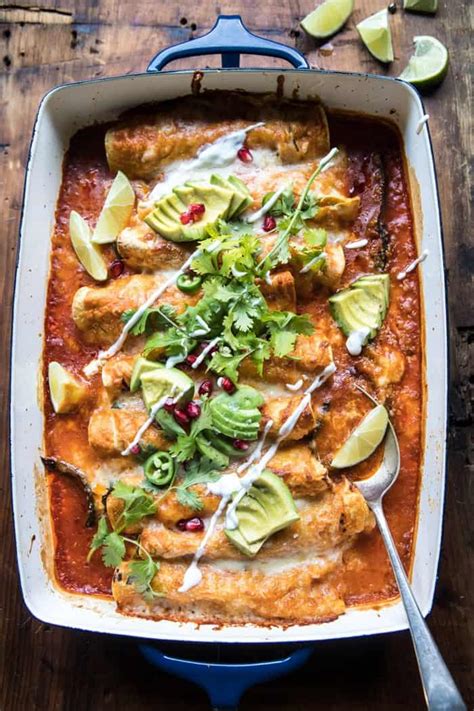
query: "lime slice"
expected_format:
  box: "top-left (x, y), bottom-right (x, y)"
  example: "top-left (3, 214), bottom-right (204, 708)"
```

top-left (356, 9), bottom-right (394, 63)
top-left (48, 361), bottom-right (87, 414)
top-left (70, 210), bottom-right (108, 281)
top-left (301, 0), bottom-right (354, 39)
top-left (91, 171), bottom-right (135, 244)
top-left (331, 404), bottom-right (389, 468)
top-left (399, 36), bottom-right (448, 89)
top-left (403, 0), bottom-right (437, 14)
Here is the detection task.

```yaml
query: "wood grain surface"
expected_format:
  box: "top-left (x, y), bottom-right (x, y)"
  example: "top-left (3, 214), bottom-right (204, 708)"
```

top-left (0, 1), bottom-right (472, 709)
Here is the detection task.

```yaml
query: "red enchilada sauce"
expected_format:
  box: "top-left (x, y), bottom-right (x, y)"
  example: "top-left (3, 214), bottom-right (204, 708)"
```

top-left (43, 112), bottom-right (422, 608)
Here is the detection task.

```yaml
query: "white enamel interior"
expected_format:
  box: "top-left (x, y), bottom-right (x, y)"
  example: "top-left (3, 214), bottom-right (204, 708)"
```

top-left (11, 69), bottom-right (447, 644)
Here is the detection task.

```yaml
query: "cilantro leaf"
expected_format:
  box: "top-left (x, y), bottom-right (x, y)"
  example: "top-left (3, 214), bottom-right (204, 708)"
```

top-left (176, 487), bottom-right (203, 510)
top-left (102, 531), bottom-right (126, 567)
top-left (87, 516), bottom-right (110, 562)
top-left (174, 457), bottom-right (221, 511)
top-left (111, 481), bottom-right (157, 533)
top-left (169, 400), bottom-right (215, 462)
top-left (262, 311), bottom-right (314, 357)
top-left (127, 557), bottom-right (160, 601)
top-left (121, 305), bottom-right (178, 336)
top-left (207, 347), bottom-right (252, 383)
top-left (304, 228), bottom-right (327, 248)
top-left (262, 187), bottom-right (295, 217)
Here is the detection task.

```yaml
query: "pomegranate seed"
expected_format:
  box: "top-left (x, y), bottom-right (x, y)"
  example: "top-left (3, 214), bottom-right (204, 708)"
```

top-left (198, 379), bottom-right (213, 397)
top-left (130, 444), bottom-right (141, 455)
top-left (109, 259), bottom-right (124, 278)
top-left (186, 354), bottom-right (198, 365)
top-left (164, 397), bottom-right (175, 413)
top-left (237, 147), bottom-right (253, 163)
top-left (186, 401), bottom-right (201, 419)
top-left (173, 407), bottom-right (190, 426)
top-left (233, 439), bottom-right (250, 451)
top-left (189, 203), bottom-right (206, 218)
top-left (220, 377), bottom-right (235, 394)
top-left (180, 211), bottom-right (192, 225)
top-left (179, 517), bottom-right (204, 532)
top-left (263, 215), bottom-right (276, 232)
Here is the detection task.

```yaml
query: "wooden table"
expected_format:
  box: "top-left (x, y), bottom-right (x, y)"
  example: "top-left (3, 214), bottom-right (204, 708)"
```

top-left (0, 1), bottom-right (472, 708)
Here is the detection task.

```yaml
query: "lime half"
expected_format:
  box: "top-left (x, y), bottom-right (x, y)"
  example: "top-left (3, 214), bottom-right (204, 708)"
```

top-left (70, 210), bottom-right (108, 281)
top-left (356, 9), bottom-right (394, 63)
top-left (403, 0), bottom-right (437, 14)
top-left (301, 0), bottom-right (354, 39)
top-left (399, 36), bottom-right (448, 89)
top-left (48, 361), bottom-right (87, 414)
top-left (91, 171), bottom-right (135, 244)
top-left (331, 404), bottom-right (389, 468)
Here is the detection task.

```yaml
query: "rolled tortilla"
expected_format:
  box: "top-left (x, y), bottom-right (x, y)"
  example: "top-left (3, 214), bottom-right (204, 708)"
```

top-left (113, 559), bottom-right (345, 624)
top-left (139, 479), bottom-right (374, 560)
top-left (105, 94), bottom-right (330, 179)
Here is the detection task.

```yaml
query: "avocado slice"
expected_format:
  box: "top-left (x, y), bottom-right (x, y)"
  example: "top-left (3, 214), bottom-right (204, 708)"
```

top-left (207, 432), bottom-right (252, 458)
top-left (329, 273), bottom-right (390, 342)
top-left (225, 527), bottom-right (265, 557)
top-left (140, 368), bottom-right (194, 412)
top-left (130, 357), bottom-right (161, 392)
top-left (145, 210), bottom-right (182, 241)
top-left (210, 174), bottom-right (252, 218)
top-left (209, 385), bottom-right (264, 441)
top-left (224, 470), bottom-right (300, 557)
top-left (353, 274), bottom-right (390, 310)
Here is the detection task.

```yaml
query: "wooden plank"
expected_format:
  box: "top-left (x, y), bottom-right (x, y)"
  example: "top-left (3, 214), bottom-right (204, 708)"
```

top-left (0, 1), bottom-right (472, 708)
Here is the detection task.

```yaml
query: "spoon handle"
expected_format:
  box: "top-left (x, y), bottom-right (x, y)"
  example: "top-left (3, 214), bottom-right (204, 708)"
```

top-left (370, 501), bottom-right (466, 711)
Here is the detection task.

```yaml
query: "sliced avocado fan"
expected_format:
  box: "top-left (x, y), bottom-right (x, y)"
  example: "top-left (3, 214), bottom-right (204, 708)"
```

top-left (209, 385), bottom-right (264, 441)
top-left (329, 273), bottom-right (390, 340)
top-left (145, 175), bottom-right (252, 242)
top-left (225, 470), bottom-right (300, 557)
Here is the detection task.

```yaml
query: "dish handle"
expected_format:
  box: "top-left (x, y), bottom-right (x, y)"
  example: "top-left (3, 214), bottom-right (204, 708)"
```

top-left (147, 15), bottom-right (309, 72)
top-left (139, 643), bottom-right (313, 710)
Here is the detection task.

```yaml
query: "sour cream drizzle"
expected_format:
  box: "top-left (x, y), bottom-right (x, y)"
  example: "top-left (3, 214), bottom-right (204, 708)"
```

top-left (397, 249), bottom-right (429, 281)
top-left (121, 391), bottom-right (174, 456)
top-left (191, 336), bottom-right (221, 369)
top-left (83, 249), bottom-right (201, 376)
top-left (178, 362), bottom-right (337, 592)
top-left (149, 122), bottom-right (264, 203)
top-left (286, 378), bottom-right (304, 392)
top-left (299, 252), bottom-right (327, 274)
top-left (345, 239), bottom-right (368, 250)
top-left (345, 327), bottom-right (371, 357)
top-left (246, 185), bottom-right (286, 224)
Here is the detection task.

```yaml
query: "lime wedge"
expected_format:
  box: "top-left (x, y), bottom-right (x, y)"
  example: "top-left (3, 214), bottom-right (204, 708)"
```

top-left (403, 0), bottom-right (437, 13)
top-left (331, 404), bottom-right (389, 468)
top-left (356, 9), bottom-right (394, 63)
top-left (301, 0), bottom-right (354, 39)
top-left (69, 210), bottom-right (108, 281)
top-left (91, 171), bottom-right (135, 244)
top-left (399, 36), bottom-right (448, 89)
top-left (48, 361), bottom-right (87, 414)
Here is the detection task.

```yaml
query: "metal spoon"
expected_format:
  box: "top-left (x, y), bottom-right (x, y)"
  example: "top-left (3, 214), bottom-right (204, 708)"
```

top-left (354, 414), bottom-right (466, 710)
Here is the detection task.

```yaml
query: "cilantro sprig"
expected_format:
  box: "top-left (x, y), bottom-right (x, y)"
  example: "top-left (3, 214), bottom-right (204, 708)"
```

top-left (87, 482), bottom-right (160, 600)
top-left (142, 228), bottom-right (314, 381)
top-left (121, 304), bottom-right (179, 336)
top-left (259, 147), bottom-right (339, 273)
